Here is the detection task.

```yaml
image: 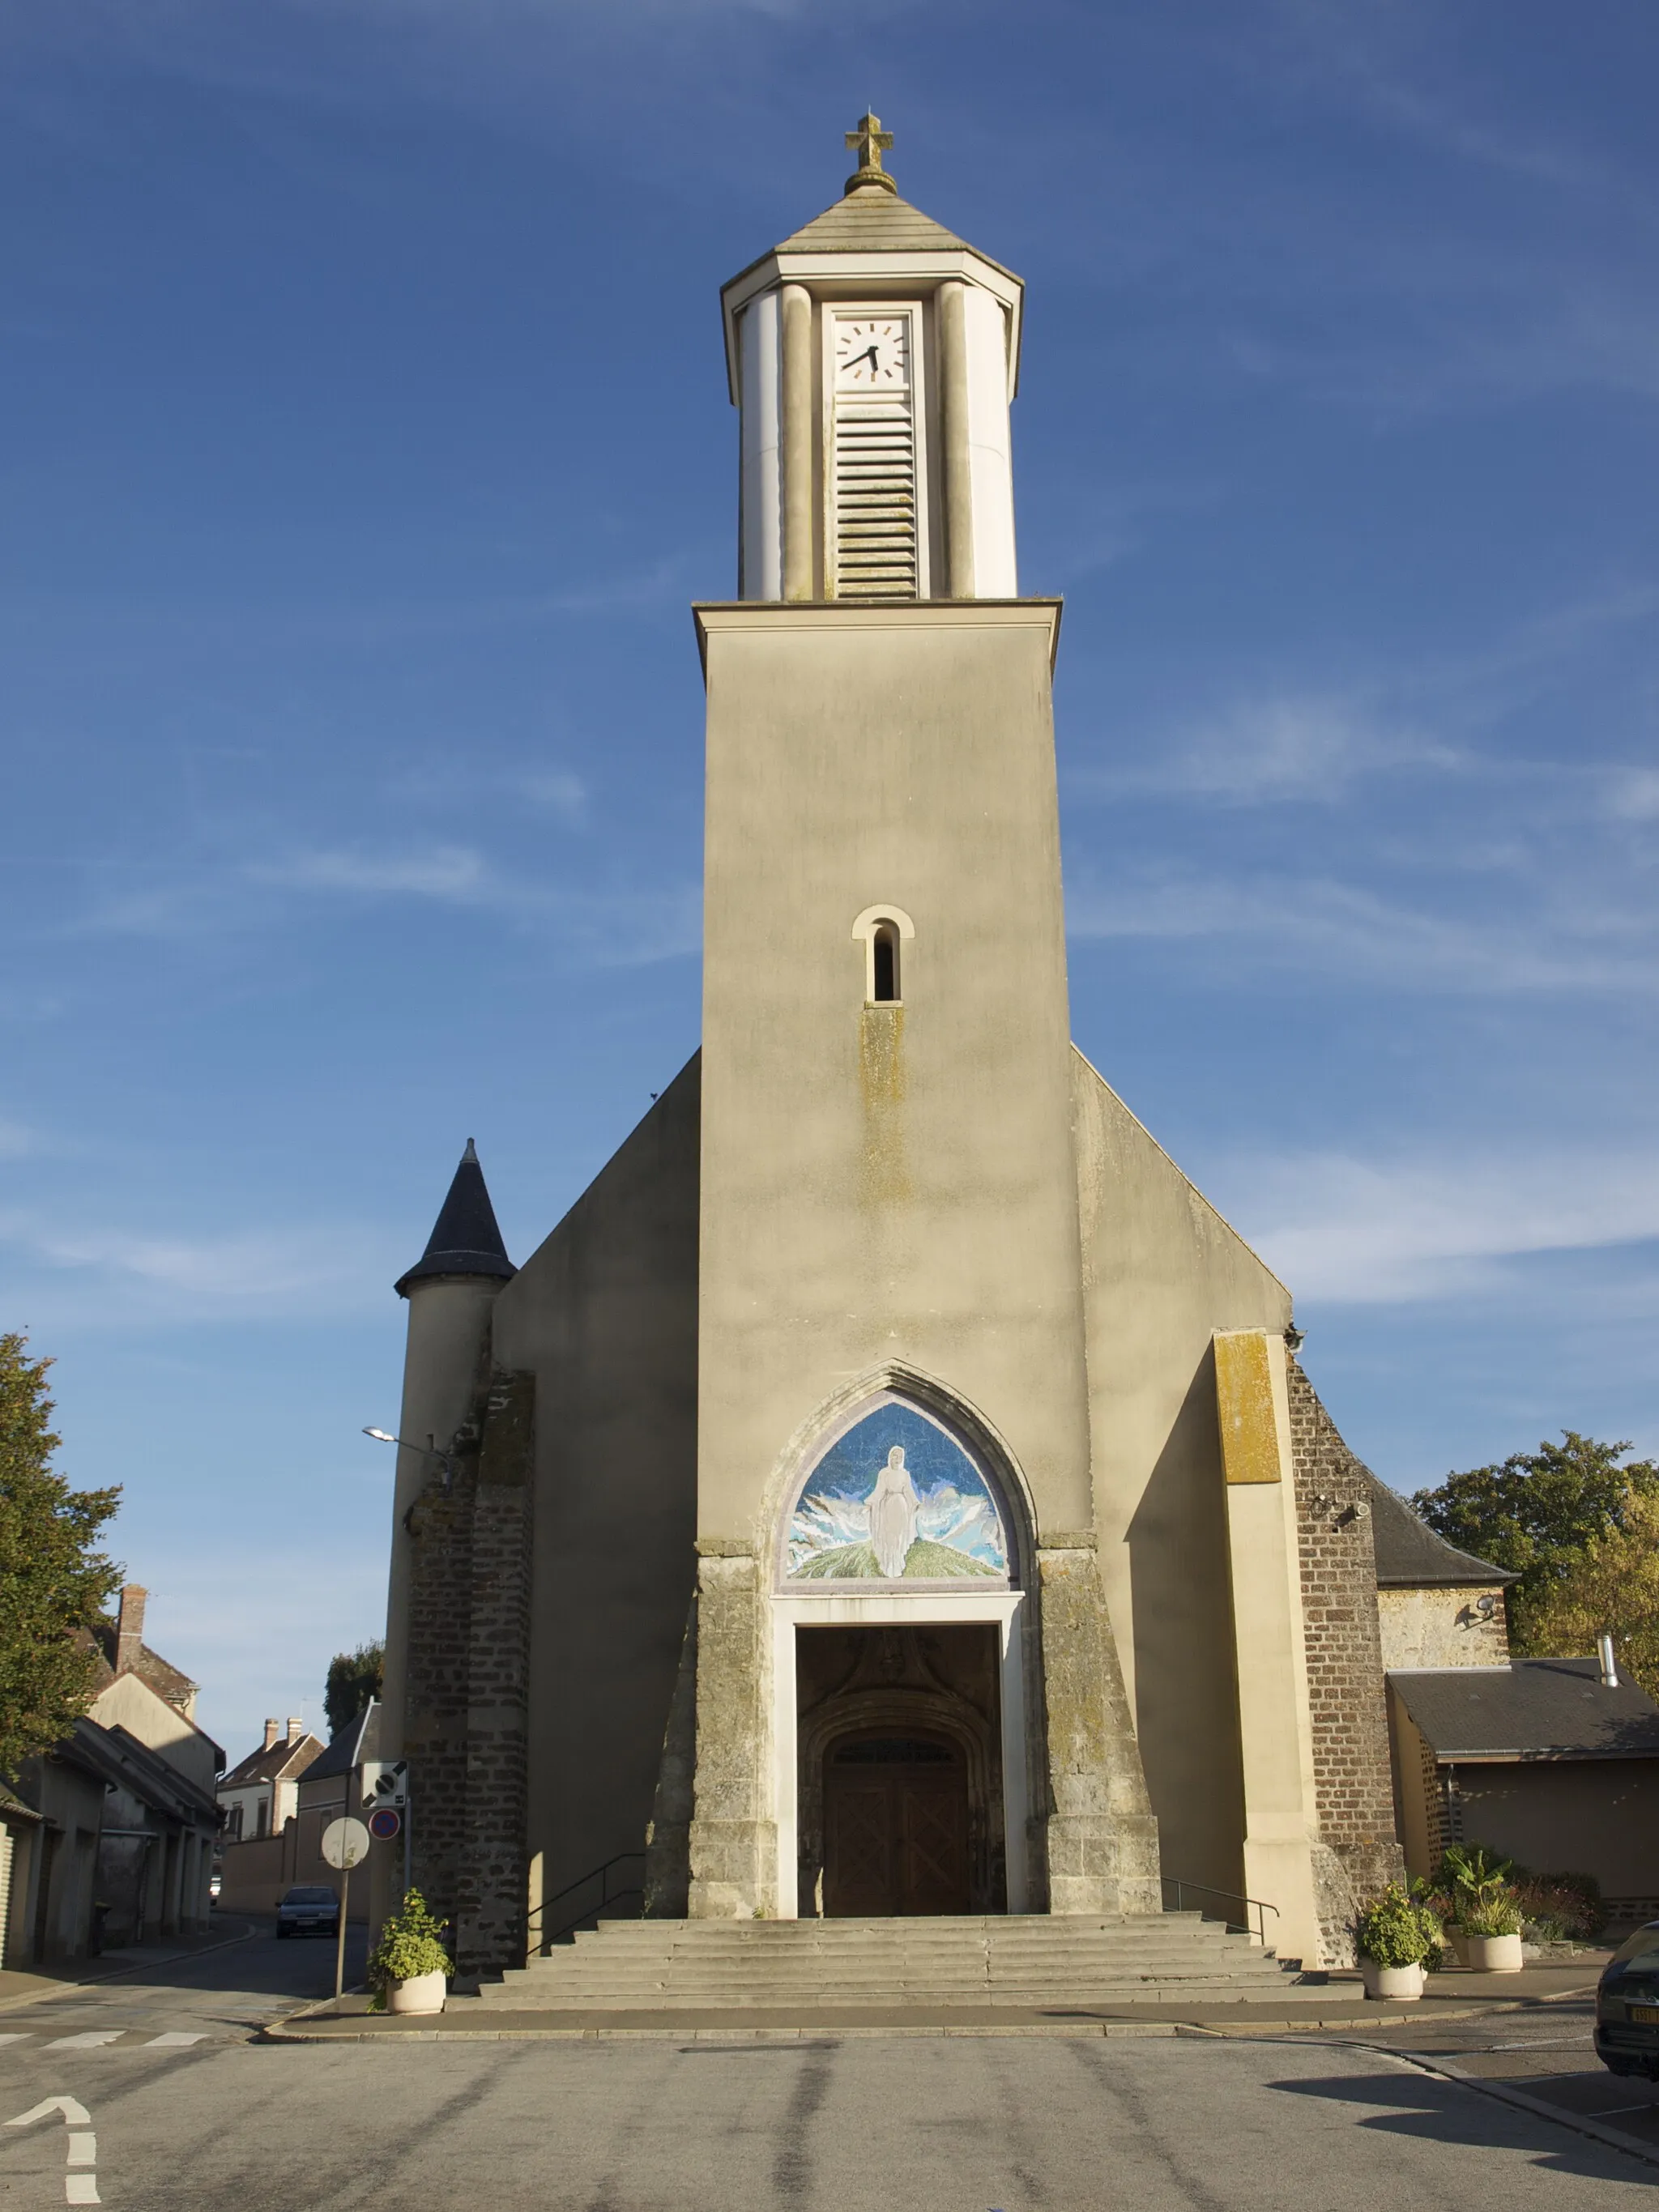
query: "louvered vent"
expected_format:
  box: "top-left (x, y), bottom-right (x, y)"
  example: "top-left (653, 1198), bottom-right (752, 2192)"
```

top-left (833, 399), bottom-right (918, 600)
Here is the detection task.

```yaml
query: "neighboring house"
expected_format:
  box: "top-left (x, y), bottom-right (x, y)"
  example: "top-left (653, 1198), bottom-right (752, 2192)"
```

top-left (217, 1720), bottom-right (324, 1843)
top-left (216, 1702), bottom-right (382, 1920)
top-left (6, 1586), bottom-right (224, 1963)
top-left (1370, 1478), bottom-right (1517, 1673)
top-left (1371, 1481), bottom-right (1659, 1925)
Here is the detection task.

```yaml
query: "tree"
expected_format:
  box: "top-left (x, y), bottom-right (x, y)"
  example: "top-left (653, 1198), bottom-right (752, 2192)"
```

top-left (1411, 1431), bottom-right (1659, 1653)
top-left (0, 1333), bottom-right (122, 1780)
top-left (1523, 1487), bottom-right (1659, 1703)
top-left (325, 1639), bottom-right (384, 1737)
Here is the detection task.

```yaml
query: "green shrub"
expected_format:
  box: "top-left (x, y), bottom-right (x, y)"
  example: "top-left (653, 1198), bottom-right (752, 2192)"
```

top-left (1356, 1884), bottom-right (1441, 1967)
top-left (366, 1888), bottom-right (453, 2000)
top-left (1515, 1873), bottom-right (1606, 1942)
top-left (1434, 1843), bottom-right (1525, 1936)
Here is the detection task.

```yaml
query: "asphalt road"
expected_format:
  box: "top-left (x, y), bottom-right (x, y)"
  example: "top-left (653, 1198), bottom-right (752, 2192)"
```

top-left (0, 1927), bottom-right (1652, 2210)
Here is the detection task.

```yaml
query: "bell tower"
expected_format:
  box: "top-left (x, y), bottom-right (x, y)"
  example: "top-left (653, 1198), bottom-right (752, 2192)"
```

top-left (689, 118), bottom-right (1159, 1922)
top-left (722, 112), bottom-right (1022, 603)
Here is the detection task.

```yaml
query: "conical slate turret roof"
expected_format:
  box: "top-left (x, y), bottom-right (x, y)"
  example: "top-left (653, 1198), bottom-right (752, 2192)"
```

top-left (394, 1139), bottom-right (515, 1297)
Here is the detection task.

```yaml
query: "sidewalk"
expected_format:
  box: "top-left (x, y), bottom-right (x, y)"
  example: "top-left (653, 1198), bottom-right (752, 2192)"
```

top-left (266, 1956), bottom-right (1608, 2042)
top-left (0, 1916), bottom-right (257, 2014)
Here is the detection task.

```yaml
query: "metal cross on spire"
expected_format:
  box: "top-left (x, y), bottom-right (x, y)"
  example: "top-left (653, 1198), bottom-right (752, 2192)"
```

top-left (843, 109), bottom-right (898, 197)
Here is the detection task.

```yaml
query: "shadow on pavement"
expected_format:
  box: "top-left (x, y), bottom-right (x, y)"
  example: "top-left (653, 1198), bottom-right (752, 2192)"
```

top-left (1269, 2071), bottom-right (1659, 2186)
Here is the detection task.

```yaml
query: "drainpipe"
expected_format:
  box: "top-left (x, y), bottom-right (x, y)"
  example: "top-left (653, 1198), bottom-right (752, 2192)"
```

top-left (1598, 1632), bottom-right (1619, 1689)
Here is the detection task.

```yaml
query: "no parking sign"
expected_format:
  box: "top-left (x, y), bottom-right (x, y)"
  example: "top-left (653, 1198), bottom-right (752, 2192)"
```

top-left (367, 1806), bottom-right (403, 1842)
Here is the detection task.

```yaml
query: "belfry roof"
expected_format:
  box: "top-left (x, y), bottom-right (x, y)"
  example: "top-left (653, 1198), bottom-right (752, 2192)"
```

top-left (774, 184), bottom-right (1011, 273)
top-left (395, 1139), bottom-right (516, 1297)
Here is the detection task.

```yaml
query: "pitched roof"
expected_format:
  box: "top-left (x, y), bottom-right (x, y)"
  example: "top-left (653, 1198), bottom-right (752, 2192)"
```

top-left (219, 1732), bottom-right (326, 1792)
top-left (1391, 1657), bottom-right (1659, 1760)
top-left (1366, 1471), bottom-right (1516, 1588)
top-left (302, 1699), bottom-right (381, 1784)
top-left (84, 1622), bottom-right (198, 1711)
top-left (395, 1139), bottom-right (515, 1296)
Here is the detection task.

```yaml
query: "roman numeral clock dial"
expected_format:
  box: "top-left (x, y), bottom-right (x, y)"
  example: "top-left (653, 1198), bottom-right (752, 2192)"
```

top-left (835, 320), bottom-right (908, 386)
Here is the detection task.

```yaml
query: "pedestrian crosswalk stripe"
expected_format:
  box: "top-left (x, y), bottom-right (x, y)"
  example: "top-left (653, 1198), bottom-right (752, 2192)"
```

top-left (43, 2035), bottom-right (121, 2050)
top-left (141, 2033), bottom-right (206, 2047)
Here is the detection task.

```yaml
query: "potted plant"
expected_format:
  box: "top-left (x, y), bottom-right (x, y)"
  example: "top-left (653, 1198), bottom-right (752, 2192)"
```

top-left (1443, 1847), bottom-right (1525, 1972)
top-left (366, 1888), bottom-right (453, 2015)
top-left (1355, 1884), bottom-right (1440, 2001)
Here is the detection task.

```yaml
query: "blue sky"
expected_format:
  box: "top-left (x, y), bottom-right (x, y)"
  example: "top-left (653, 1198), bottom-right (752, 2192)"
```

top-left (2, 0), bottom-right (1655, 1762)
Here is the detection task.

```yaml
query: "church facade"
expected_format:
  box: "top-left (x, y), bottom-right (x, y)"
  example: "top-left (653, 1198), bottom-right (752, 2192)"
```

top-left (376, 121), bottom-right (1407, 1976)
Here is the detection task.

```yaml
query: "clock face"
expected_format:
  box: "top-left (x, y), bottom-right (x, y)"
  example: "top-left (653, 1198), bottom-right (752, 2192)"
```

top-left (834, 317), bottom-right (910, 389)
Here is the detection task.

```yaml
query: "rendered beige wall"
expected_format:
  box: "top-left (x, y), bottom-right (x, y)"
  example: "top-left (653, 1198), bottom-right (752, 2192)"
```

top-left (1449, 1759), bottom-right (1659, 1899)
top-left (695, 602), bottom-right (1091, 1546)
top-left (493, 1057), bottom-right (702, 1919)
top-left (90, 1673), bottom-right (219, 1799)
top-left (1377, 1586), bottom-right (1510, 1670)
top-left (1072, 1056), bottom-right (1290, 1904)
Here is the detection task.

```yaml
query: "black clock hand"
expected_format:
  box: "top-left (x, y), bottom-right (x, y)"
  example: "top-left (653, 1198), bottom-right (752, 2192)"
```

top-left (849, 345), bottom-right (880, 373)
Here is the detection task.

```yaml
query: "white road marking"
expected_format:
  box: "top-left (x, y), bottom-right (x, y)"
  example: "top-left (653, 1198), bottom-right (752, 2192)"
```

top-left (0, 2035), bottom-right (29, 2046)
top-left (43, 2035), bottom-right (120, 2051)
top-left (142, 2031), bottom-right (206, 2047)
top-left (5, 2092), bottom-right (102, 2203)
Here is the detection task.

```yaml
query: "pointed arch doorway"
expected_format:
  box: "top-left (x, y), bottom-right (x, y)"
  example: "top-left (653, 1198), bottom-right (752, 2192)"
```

top-left (770, 1387), bottom-right (1033, 1917)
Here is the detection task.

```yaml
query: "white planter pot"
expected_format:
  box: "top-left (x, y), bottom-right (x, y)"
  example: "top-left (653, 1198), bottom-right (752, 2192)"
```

top-left (1459, 1933), bottom-right (1523, 1974)
top-left (386, 1970), bottom-right (446, 2016)
top-left (1360, 1959), bottom-right (1425, 2001)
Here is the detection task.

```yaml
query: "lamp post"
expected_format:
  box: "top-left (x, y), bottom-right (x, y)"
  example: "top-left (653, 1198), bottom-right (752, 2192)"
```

top-left (362, 1426), bottom-right (458, 1493)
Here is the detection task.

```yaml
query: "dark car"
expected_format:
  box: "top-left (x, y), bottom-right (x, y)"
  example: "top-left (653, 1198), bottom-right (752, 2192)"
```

top-left (1597, 1923), bottom-right (1659, 2078)
top-left (275, 1885), bottom-right (340, 1939)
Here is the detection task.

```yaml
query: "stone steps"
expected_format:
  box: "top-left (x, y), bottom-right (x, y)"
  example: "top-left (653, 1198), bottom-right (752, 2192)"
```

top-left (476, 1912), bottom-right (1316, 2012)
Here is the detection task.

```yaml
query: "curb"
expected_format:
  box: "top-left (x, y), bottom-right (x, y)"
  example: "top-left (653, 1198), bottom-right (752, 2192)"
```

top-left (0, 1920), bottom-right (260, 2017)
top-left (260, 2006), bottom-right (1446, 2042)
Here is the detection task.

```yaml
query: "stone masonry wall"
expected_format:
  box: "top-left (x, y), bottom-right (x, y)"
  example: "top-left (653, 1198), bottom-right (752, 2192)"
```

top-left (1286, 1356), bottom-right (1405, 1963)
top-left (454, 1370), bottom-right (535, 1975)
top-left (402, 1440), bottom-right (476, 1943)
top-left (400, 1368), bottom-right (537, 1975)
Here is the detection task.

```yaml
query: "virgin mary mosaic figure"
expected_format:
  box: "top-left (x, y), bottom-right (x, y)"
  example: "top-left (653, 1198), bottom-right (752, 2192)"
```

top-left (787, 1401), bottom-right (1009, 1582)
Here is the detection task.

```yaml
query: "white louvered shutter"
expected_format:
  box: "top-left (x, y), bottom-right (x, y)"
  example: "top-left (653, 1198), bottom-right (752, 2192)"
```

top-left (831, 312), bottom-right (919, 600)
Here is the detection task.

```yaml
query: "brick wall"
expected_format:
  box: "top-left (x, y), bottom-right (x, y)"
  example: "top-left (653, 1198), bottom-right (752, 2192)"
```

top-left (1286, 1356), bottom-right (1405, 1959)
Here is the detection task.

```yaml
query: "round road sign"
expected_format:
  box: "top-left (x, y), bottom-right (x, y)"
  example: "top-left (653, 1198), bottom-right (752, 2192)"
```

top-left (321, 1816), bottom-right (371, 1871)
top-left (367, 1807), bottom-right (402, 1843)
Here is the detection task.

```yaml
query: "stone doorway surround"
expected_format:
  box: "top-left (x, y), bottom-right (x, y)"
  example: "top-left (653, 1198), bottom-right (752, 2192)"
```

top-left (770, 1592), bottom-right (1030, 1916)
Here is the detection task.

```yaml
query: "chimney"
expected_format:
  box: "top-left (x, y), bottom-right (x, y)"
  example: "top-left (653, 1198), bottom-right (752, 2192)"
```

top-left (115, 1585), bottom-right (148, 1676)
top-left (286, 1717), bottom-right (304, 1745)
top-left (1599, 1633), bottom-right (1619, 1690)
top-left (262, 1718), bottom-right (279, 1751)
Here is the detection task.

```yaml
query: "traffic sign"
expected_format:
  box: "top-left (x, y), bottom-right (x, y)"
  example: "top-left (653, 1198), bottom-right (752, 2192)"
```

top-left (367, 1806), bottom-right (403, 1843)
top-left (361, 1759), bottom-right (408, 1811)
top-left (321, 1816), bottom-right (371, 1871)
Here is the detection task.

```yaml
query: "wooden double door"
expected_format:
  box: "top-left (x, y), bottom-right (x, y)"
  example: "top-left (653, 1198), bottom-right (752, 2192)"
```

top-left (822, 1734), bottom-right (971, 1916)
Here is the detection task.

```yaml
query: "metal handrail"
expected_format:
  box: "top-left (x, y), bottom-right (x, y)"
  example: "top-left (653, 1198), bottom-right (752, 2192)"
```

top-left (527, 1851), bottom-right (647, 1951)
top-left (1161, 1876), bottom-right (1280, 1949)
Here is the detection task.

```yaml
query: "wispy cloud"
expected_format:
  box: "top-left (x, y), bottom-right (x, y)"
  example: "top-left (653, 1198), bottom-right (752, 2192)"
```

top-left (1067, 866), bottom-right (1658, 997)
top-left (1222, 1143), bottom-right (1659, 1304)
top-left (1082, 693), bottom-right (1460, 806)
top-left (253, 845), bottom-right (490, 901)
top-left (0, 1213), bottom-right (394, 1322)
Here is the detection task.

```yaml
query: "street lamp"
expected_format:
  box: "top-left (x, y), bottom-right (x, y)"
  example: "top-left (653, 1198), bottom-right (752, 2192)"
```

top-left (362, 1427), bottom-right (458, 1494)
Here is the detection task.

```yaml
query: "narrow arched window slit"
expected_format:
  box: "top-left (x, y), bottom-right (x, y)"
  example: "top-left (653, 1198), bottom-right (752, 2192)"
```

top-left (872, 923), bottom-right (899, 1004)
